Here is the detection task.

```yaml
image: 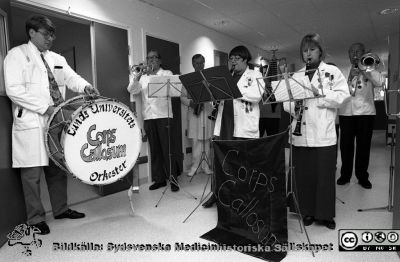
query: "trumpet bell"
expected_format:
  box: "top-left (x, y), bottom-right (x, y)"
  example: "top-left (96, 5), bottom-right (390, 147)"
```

top-left (358, 53), bottom-right (381, 72)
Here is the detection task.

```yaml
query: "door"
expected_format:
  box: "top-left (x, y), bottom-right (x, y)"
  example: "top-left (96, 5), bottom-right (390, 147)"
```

top-left (146, 35), bottom-right (183, 173)
top-left (93, 22), bottom-right (133, 194)
top-left (0, 0), bottom-right (27, 247)
top-left (94, 22), bottom-right (130, 106)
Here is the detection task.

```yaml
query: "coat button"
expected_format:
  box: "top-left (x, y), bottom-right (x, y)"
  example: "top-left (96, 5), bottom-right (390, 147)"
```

top-left (303, 122), bottom-right (306, 125)
top-left (304, 107), bottom-right (308, 110)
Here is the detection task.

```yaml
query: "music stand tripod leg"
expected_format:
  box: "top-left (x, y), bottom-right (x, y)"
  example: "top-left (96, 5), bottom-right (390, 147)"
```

top-left (155, 85), bottom-right (197, 207)
top-left (357, 132), bottom-right (395, 212)
top-left (183, 176), bottom-right (212, 223)
top-left (189, 106), bottom-right (212, 182)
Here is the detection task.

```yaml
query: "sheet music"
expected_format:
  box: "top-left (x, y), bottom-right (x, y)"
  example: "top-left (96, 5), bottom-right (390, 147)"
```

top-left (271, 76), bottom-right (309, 102)
top-left (148, 75), bottom-right (182, 97)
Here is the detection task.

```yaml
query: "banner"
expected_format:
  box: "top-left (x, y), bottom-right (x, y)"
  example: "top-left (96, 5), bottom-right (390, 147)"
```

top-left (201, 131), bottom-right (288, 261)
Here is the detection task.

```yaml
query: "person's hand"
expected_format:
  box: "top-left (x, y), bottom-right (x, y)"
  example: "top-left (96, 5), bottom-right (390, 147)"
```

top-left (310, 84), bottom-right (320, 97)
top-left (349, 66), bottom-right (361, 80)
top-left (84, 85), bottom-right (100, 96)
top-left (189, 100), bottom-right (197, 109)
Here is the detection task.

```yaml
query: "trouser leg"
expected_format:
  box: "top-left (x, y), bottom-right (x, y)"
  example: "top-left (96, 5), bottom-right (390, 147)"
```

top-left (20, 167), bottom-right (46, 224)
top-left (43, 160), bottom-right (68, 217)
top-left (339, 116), bottom-right (356, 180)
top-left (144, 119), bottom-right (166, 183)
top-left (354, 115), bottom-right (374, 181)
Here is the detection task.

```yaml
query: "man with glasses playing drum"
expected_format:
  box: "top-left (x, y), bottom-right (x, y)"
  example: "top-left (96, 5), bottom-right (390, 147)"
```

top-left (4, 15), bottom-right (98, 235)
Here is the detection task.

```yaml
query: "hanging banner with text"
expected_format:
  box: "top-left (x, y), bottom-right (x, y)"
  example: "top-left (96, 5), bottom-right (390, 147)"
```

top-left (201, 131), bottom-right (288, 261)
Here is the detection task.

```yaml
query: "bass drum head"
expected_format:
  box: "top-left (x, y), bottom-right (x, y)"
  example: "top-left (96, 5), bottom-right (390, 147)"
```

top-left (63, 99), bottom-right (141, 185)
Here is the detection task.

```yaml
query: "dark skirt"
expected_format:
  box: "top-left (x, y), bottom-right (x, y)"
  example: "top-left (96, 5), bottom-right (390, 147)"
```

top-left (290, 145), bottom-right (336, 220)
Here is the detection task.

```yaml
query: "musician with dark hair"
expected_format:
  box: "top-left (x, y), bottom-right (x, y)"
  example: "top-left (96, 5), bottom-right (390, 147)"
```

top-left (337, 43), bottom-right (384, 189)
top-left (202, 45), bottom-right (263, 208)
top-left (180, 54), bottom-right (213, 177)
top-left (283, 33), bottom-right (349, 229)
top-left (4, 15), bottom-right (97, 235)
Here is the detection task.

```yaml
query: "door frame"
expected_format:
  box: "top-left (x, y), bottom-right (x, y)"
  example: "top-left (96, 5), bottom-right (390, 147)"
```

top-left (0, 6), bottom-right (9, 96)
top-left (11, 1), bottom-right (133, 91)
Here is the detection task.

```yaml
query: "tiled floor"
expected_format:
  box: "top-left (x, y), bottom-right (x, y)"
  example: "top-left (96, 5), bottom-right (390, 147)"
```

top-left (1, 131), bottom-right (399, 262)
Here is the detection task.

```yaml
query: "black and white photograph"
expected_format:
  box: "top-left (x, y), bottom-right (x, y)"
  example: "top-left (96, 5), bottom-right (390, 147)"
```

top-left (0, 0), bottom-right (399, 261)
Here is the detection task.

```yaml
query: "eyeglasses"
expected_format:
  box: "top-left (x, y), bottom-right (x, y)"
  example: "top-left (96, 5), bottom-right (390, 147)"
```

top-left (146, 55), bottom-right (159, 60)
top-left (229, 56), bottom-right (243, 62)
top-left (37, 30), bottom-right (56, 40)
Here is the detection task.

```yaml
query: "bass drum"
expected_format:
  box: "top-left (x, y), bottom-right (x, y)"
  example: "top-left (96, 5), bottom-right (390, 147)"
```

top-left (45, 95), bottom-right (142, 185)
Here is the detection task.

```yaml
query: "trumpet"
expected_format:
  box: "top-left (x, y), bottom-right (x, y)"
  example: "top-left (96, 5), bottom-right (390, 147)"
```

top-left (358, 53), bottom-right (381, 72)
top-left (130, 63), bottom-right (153, 76)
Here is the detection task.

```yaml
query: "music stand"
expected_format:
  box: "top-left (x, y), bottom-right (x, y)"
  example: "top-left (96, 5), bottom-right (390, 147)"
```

top-left (358, 86), bottom-right (398, 212)
top-left (184, 96), bottom-right (212, 182)
top-left (256, 66), bottom-right (326, 258)
top-left (147, 75), bottom-right (197, 207)
top-left (179, 65), bottom-right (242, 222)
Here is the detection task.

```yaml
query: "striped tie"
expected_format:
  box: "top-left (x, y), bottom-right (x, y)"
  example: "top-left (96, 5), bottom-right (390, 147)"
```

top-left (40, 53), bottom-right (64, 106)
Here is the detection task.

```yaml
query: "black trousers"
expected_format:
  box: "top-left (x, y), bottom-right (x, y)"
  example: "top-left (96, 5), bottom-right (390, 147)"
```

top-left (259, 118), bottom-right (280, 137)
top-left (339, 115), bottom-right (374, 182)
top-left (144, 118), bottom-right (178, 183)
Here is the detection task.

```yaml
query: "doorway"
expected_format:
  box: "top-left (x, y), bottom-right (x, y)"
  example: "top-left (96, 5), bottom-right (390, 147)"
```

top-left (146, 35), bottom-right (183, 174)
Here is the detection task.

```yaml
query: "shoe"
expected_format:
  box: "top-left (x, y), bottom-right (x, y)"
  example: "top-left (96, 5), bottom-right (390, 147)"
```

top-left (321, 219), bottom-right (336, 230)
top-left (187, 169), bottom-right (196, 177)
top-left (359, 179), bottom-right (372, 189)
top-left (171, 183), bottom-right (179, 192)
top-left (203, 169), bottom-right (213, 175)
top-left (31, 221), bottom-right (50, 235)
top-left (55, 209), bottom-right (85, 219)
top-left (303, 216), bottom-right (314, 226)
top-left (337, 176), bottom-right (350, 185)
top-left (149, 181), bottom-right (167, 190)
top-left (202, 194), bottom-right (216, 208)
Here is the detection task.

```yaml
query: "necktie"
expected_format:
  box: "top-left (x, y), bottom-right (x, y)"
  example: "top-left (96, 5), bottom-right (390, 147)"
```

top-left (40, 53), bottom-right (64, 106)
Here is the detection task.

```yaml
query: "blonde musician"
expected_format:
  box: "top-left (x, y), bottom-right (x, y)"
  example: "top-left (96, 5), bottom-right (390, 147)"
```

top-left (337, 43), bottom-right (384, 189)
top-left (283, 33), bottom-right (349, 229)
top-left (202, 45), bottom-right (263, 208)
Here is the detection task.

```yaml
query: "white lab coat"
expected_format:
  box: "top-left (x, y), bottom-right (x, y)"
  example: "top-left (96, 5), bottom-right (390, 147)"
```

top-left (214, 67), bottom-right (263, 138)
top-left (338, 66), bottom-right (383, 116)
top-left (127, 68), bottom-right (173, 120)
top-left (4, 41), bottom-right (89, 167)
top-left (283, 61), bottom-right (350, 147)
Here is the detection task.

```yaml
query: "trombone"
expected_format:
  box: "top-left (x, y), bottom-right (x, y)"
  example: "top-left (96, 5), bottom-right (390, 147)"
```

top-left (349, 53), bottom-right (381, 96)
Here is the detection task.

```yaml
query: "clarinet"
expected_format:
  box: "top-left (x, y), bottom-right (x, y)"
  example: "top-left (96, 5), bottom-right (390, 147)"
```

top-left (193, 103), bottom-right (203, 116)
top-left (292, 100), bottom-right (304, 136)
top-left (292, 59), bottom-right (311, 136)
top-left (208, 101), bottom-right (219, 121)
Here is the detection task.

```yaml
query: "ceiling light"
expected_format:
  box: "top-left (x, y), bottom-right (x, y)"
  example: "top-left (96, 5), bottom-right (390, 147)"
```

top-left (380, 8), bottom-right (399, 15)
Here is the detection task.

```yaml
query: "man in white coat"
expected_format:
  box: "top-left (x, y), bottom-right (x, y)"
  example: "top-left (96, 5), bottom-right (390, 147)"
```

top-left (4, 15), bottom-right (98, 235)
top-left (337, 43), bottom-right (383, 189)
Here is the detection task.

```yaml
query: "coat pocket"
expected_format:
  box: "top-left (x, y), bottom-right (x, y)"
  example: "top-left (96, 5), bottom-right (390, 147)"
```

top-left (13, 110), bottom-right (39, 131)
